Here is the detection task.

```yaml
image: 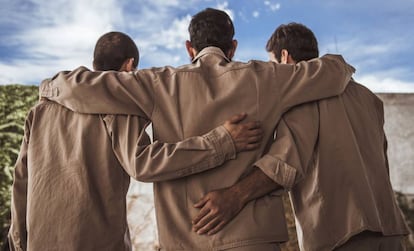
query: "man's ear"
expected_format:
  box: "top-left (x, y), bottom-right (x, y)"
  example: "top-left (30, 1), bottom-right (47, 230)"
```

top-left (125, 58), bottom-right (135, 71)
top-left (227, 39), bottom-right (238, 60)
top-left (281, 49), bottom-right (289, 64)
top-left (186, 40), bottom-right (196, 60)
top-left (119, 58), bottom-right (135, 72)
top-left (92, 60), bottom-right (97, 71)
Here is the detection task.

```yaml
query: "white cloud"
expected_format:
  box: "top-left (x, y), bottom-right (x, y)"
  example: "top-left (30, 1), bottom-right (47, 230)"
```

top-left (0, 0), bottom-right (121, 84)
top-left (320, 38), bottom-right (393, 62)
top-left (355, 74), bottom-right (414, 93)
top-left (252, 11), bottom-right (260, 18)
top-left (319, 37), bottom-right (414, 93)
top-left (264, 1), bottom-right (281, 11)
top-left (215, 1), bottom-right (235, 21)
top-left (149, 15), bottom-right (191, 50)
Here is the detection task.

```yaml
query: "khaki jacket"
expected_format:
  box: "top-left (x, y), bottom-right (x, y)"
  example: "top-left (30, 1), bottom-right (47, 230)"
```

top-left (41, 47), bottom-right (355, 250)
top-left (8, 101), bottom-right (235, 251)
top-left (255, 82), bottom-right (409, 251)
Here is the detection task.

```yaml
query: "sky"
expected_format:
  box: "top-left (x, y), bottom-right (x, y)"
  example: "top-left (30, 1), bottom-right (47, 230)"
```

top-left (1, 0), bottom-right (414, 92)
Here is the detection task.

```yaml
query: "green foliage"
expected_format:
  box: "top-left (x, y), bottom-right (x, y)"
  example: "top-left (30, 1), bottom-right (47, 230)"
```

top-left (0, 85), bottom-right (38, 247)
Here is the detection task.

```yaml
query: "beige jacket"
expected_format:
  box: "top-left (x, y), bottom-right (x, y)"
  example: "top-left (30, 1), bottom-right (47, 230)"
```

top-left (8, 100), bottom-right (236, 251)
top-left (255, 82), bottom-right (409, 251)
top-left (41, 47), bottom-right (355, 250)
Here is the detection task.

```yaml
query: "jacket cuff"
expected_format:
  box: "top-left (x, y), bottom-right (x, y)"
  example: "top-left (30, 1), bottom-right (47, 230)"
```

top-left (204, 125), bottom-right (237, 164)
top-left (8, 230), bottom-right (24, 251)
top-left (254, 154), bottom-right (297, 190)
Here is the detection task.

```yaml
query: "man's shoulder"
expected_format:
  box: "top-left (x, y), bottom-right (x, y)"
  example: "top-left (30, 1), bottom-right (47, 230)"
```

top-left (346, 80), bottom-right (384, 107)
top-left (349, 80), bottom-right (381, 98)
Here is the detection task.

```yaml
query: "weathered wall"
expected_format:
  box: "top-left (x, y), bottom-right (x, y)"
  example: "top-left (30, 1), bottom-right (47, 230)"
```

top-left (377, 94), bottom-right (414, 195)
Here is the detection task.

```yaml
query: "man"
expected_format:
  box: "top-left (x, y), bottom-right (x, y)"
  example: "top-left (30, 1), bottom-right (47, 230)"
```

top-left (192, 23), bottom-right (410, 251)
top-left (40, 9), bottom-right (355, 250)
top-left (8, 31), bottom-right (263, 250)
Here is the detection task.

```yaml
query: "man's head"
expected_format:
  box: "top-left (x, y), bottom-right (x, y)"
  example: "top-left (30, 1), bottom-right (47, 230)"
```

top-left (266, 22), bottom-right (318, 64)
top-left (186, 8), bottom-right (237, 60)
top-left (93, 31), bottom-right (139, 71)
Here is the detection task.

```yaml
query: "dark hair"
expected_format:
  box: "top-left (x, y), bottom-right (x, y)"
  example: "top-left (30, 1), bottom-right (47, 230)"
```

top-left (93, 31), bottom-right (139, 71)
top-left (188, 8), bottom-right (235, 55)
top-left (266, 22), bottom-right (319, 62)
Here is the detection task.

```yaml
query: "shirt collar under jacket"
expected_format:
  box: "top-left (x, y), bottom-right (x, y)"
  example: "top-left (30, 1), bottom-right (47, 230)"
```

top-left (192, 46), bottom-right (231, 63)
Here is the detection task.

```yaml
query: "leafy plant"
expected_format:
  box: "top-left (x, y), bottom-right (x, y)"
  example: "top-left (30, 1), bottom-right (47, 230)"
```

top-left (0, 85), bottom-right (38, 248)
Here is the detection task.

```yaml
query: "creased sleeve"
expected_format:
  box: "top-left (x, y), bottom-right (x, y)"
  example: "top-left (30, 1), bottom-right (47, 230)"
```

top-left (276, 54), bottom-right (355, 113)
top-left (8, 112), bottom-right (32, 251)
top-left (255, 103), bottom-right (319, 190)
top-left (105, 115), bottom-right (236, 182)
top-left (40, 67), bottom-right (155, 118)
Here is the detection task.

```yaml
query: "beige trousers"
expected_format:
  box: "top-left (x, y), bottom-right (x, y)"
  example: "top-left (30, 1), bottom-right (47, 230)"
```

top-left (335, 231), bottom-right (406, 251)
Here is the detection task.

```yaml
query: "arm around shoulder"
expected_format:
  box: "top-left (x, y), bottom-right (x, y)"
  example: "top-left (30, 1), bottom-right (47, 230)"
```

top-left (40, 67), bottom-right (154, 117)
top-left (277, 54), bottom-right (355, 112)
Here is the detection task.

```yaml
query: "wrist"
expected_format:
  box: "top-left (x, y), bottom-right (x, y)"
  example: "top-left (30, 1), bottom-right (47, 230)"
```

top-left (228, 183), bottom-right (250, 206)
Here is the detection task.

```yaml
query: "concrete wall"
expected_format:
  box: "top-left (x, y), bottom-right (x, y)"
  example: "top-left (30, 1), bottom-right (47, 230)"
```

top-left (377, 93), bottom-right (414, 195)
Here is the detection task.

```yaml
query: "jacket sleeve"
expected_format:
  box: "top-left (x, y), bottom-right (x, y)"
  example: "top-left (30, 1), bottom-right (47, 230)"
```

top-left (104, 115), bottom-right (236, 182)
top-left (275, 54), bottom-right (355, 113)
top-left (254, 103), bottom-right (319, 190)
top-left (8, 112), bottom-right (32, 251)
top-left (40, 67), bottom-right (156, 118)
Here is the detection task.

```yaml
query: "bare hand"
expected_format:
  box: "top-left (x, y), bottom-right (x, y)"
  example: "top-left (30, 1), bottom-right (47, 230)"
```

top-left (223, 113), bottom-right (263, 152)
top-left (192, 187), bottom-right (244, 235)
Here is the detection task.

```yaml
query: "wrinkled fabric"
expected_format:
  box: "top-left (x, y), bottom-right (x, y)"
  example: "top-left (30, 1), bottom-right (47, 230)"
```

top-left (40, 47), bottom-right (355, 250)
top-left (8, 100), bottom-right (236, 251)
top-left (255, 82), bottom-right (409, 251)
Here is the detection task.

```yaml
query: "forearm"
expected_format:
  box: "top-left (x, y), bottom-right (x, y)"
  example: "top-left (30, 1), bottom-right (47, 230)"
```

top-left (112, 113), bottom-right (260, 182)
top-left (279, 54), bottom-right (355, 111)
top-left (229, 168), bottom-right (282, 206)
top-left (40, 67), bottom-right (154, 117)
top-left (133, 126), bottom-right (236, 182)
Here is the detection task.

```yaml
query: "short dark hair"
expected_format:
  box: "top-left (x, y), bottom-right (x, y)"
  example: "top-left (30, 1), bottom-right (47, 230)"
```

top-left (266, 23), bottom-right (319, 62)
top-left (93, 31), bottom-right (139, 71)
top-left (188, 8), bottom-right (235, 55)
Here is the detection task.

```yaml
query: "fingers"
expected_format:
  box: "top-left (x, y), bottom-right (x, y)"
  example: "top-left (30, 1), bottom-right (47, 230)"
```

top-left (241, 132), bottom-right (263, 148)
top-left (243, 142), bottom-right (260, 150)
top-left (207, 221), bottom-right (227, 235)
top-left (192, 206), bottom-right (210, 225)
top-left (227, 113), bottom-right (247, 124)
top-left (193, 214), bottom-right (221, 234)
top-left (193, 210), bottom-right (215, 233)
top-left (242, 121), bottom-right (261, 130)
top-left (193, 196), bottom-right (208, 208)
top-left (245, 129), bottom-right (263, 139)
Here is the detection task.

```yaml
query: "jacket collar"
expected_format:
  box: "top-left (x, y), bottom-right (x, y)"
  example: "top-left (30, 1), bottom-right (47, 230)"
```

top-left (192, 46), bottom-right (231, 63)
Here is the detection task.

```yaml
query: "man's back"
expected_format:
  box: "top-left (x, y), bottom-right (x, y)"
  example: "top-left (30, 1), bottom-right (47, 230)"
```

top-left (10, 101), bottom-right (137, 250)
top-left (152, 48), bottom-right (307, 249)
top-left (280, 82), bottom-right (409, 250)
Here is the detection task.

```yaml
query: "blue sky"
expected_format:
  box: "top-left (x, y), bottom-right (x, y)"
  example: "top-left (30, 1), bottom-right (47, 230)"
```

top-left (1, 0), bottom-right (413, 92)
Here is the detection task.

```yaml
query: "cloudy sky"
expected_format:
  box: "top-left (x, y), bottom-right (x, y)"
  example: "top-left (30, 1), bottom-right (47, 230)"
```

top-left (1, 0), bottom-right (413, 92)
